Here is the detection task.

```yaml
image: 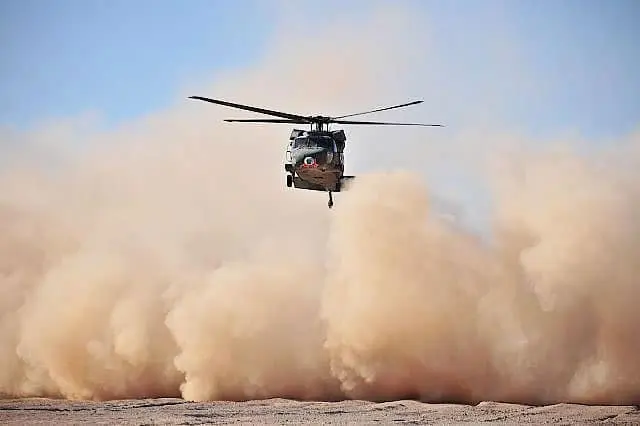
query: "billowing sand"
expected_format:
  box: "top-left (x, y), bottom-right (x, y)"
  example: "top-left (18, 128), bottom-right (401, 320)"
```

top-left (2, 49), bottom-right (639, 418)
top-left (1, 398), bottom-right (638, 424)
top-left (3, 4), bottom-right (639, 424)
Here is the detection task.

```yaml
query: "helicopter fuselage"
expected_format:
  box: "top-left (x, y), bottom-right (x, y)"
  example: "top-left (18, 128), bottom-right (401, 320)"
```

top-left (284, 129), bottom-right (348, 193)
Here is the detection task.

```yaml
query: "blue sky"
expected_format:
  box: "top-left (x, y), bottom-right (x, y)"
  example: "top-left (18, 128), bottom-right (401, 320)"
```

top-left (1, 0), bottom-right (274, 128)
top-left (2, 0), bottom-right (638, 139)
top-left (506, 0), bottom-right (640, 139)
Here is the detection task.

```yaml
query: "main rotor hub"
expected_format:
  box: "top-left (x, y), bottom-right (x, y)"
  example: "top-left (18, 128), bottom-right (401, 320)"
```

top-left (308, 115), bottom-right (331, 122)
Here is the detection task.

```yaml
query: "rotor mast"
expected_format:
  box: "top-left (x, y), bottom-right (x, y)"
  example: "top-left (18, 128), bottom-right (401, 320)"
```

top-left (311, 117), bottom-right (329, 132)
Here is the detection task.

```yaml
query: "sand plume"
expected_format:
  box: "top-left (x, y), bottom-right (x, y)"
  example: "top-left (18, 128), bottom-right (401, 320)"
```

top-left (0, 126), bottom-right (639, 405)
top-left (1, 0), bottom-right (639, 403)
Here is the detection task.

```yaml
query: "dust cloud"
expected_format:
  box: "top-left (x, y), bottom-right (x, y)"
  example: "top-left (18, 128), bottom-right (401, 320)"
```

top-left (1, 110), bottom-right (639, 405)
top-left (2, 2), bottom-right (639, 407)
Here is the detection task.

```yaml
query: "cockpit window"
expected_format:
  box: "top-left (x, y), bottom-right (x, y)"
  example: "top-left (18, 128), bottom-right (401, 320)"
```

top-left (293, 136), bottom-right (334, 149)
top-left (293, 137), bottom-right (312, 148)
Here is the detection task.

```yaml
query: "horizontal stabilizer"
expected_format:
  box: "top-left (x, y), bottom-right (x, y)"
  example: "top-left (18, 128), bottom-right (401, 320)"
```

top-left (336, 175), bottom-right (356, 192)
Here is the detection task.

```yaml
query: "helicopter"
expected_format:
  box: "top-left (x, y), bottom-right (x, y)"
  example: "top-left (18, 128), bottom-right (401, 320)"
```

top-left (188, 96), bottom-right (443, 208)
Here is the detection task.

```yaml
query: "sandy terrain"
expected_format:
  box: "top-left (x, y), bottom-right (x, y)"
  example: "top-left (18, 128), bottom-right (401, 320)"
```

top-left (1, 398), bottom-right (638, 425)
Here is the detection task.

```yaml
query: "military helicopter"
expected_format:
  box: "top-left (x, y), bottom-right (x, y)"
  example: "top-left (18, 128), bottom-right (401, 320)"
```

top-left (189, 96), bottom-right (443, 208)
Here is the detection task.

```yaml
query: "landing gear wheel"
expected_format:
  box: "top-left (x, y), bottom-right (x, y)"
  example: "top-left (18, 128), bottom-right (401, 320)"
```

top-left (286, 174), bottom-right (293, 188)
top-left (328, 191), bottom-right (334, 208)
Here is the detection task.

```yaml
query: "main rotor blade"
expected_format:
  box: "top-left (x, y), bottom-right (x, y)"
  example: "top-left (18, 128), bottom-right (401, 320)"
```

top-left (333, 100), bottom-right (424, 119)
top-left (331, 119), bottom-right (443, 126)
top-left (189, 96), bottom-right (311, 122)
top-left (224, 118), bottom-right (310, 124)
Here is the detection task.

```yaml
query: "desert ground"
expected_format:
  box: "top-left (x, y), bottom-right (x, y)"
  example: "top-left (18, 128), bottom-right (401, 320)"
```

top-left (1, 397), bottom-right (638, 424)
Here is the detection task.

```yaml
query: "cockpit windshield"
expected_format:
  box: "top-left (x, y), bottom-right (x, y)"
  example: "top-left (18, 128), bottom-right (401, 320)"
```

top-left (293, 136), bottom-right (334, 150)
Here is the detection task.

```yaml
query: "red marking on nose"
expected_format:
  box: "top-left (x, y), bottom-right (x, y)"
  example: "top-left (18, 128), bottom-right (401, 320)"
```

top-left (302, 157), bottom-right (317, 167)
